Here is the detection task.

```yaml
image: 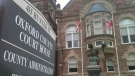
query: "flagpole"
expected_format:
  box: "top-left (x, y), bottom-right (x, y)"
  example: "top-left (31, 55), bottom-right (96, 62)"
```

top-left (78, 14), bottom-right (84, 76)
top-left (80, 15), bottom-right (84, 76)
top-left (111, 12), bottom-right (121, 76)
top-left (80, 28), bottom-right (84, 76)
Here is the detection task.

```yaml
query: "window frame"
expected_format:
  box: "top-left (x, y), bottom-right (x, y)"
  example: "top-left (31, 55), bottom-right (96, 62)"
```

top-left (68, 57), bottom-right (78, 74)
top-left (66, 26), bottom-right (79, 49)
top-left (86, 19), bottom-right (91, 37)
top-left (106, 60), bottom-right (114, 72)
top-left (105, 17), bottom-right (112, 35)
top-left (95, 40), bottom-right (104, 47)
top-left (127, 53), bottom-right (135, 71)
top-left (119, 18), bottom-right (135, 44)
top-left (87, 42), bottom-right (92, 49)
top-left (107, 40), bottom-right (113, 47)
top-left (93, 16), bottom-right (103, 35)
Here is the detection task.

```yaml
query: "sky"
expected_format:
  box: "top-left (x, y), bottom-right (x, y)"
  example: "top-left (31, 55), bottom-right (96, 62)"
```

top-left (56, 0), bottom-right (70, 9)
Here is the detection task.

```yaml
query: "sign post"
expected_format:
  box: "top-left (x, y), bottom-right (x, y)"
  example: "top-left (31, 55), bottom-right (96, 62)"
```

top-left (0, 0), bottom-right (56, 76)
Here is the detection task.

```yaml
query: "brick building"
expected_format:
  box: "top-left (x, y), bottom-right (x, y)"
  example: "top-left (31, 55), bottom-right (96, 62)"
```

top-left (28, 0), bottom-right (59, 75)
top-left (29, 0), bottom-right (57, 33)
top-left (56, 0), bottom-right (135, 76)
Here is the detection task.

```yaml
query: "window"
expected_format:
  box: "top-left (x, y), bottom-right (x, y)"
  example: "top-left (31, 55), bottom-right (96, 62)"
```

top-left (119, 18), bottom-right (135, 43)
top-left (87, 42), bottom-right (92, 49)
top-left (95, 40), bottom-right (103, 47)
top-left (106, 60), bottom-right (114, 72)
top-left (86, 20), bottom-right (91, 37)
top-left (36, 3), bottom-right (42, 11)
top-left (68, 57), bottom-right (78, 73)
top-left (107, 40), bottom-right (113, 47)
top-left (66, 26), bottom-right (79, 48)
top-left (105, 17), bottom-right (112, 34)
top-left (127, 53), bottom-right (135, 71)
top-left (94, 16), bottom-right (103, 35)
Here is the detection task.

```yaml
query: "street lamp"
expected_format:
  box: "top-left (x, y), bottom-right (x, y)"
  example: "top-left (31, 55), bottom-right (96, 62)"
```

top-left (101, 43), bottom-right (106, 53)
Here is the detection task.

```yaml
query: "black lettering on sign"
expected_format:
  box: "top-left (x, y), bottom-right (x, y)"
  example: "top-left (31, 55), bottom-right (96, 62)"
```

top-left (26, 5), bottom-right (33, 15)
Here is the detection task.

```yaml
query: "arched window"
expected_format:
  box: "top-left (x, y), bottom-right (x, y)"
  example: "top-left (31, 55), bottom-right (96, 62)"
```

top-left (94, 16), bottom-right (103, 35)
top-left (119, 18), bottom-right (135, 43)
top-left (105, 17), bottom-right (112, 34)
top-left (106, 60), bottom-right (114, 72)
top-left (127, 53), bottom-right (135, 71)
top-left (86, 19), bottom-right (91, 37)
top-left (66, 25), bottom-right (79, 48)
top-left (68, 57), bottom-right (78, 73)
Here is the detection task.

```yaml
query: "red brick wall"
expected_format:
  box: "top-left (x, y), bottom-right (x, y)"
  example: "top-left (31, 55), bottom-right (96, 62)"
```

top-left (57, 0), bottom-right (135, 76)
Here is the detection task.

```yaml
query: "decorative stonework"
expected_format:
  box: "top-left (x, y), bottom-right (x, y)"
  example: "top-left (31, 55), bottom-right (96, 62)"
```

top-left (85, 12), bottom-right (111, 21)
top-left (98, 52), bottom-right (105, 61)
top-left (80, 0), bottom-right (116, 18)
top-left (105, 54), bottom-right (116, 60)
top-left (122, 45), bottom-right (135, 59)
top-left (84, 35), bottom-right (114, 45)
top-left (65, 50), bottom-right (81, 62)
top-left (117, 13), bottom-right (135, 23)
top-left (62, 21), bottom-right (78, 32)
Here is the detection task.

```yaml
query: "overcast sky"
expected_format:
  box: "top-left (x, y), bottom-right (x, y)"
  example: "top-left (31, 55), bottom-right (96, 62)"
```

top-left (56, 0), bottom-right (70, 9)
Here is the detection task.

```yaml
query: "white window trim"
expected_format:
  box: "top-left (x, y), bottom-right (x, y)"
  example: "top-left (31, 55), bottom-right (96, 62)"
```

top-left (106, 60), bottom-right (114, 72)
top-left (106, 26), bottom-right (113, 35)
top-left (105, 17), bottom-right (112, 35)
top-left (95, 40), bottom-right (104, 47)
top-left (66, 26), bottom-right (79, 49)
top-left (107, 40), bottom-right (113, 47)
top-left (128, 70), bottom-right (135, 72)
top-left (128, 69), bottom-right (135, 72)
top-left (93, 18), bottom-right (103, 35)
top-left (87, 42), bottom-right (92, 49)
top-left (86, 20), bottom-right (91, 37)
top-left (120, 20), bottom-right (135, 44)
top-left (127, 58), bottom-right (135, 71)
top-left (68, 59), bottom-right (78, 74)
top-left (127, 60), bottom-right (135, 72)
top-left (68, 63), bottom-right (78, 74)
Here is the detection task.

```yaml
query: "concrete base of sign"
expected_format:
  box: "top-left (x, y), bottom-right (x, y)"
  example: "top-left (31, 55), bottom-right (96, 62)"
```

top-left (86, 65), bottom-right (101, 76)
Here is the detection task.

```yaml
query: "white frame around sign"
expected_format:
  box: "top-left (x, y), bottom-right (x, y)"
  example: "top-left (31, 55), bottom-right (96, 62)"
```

top-left (13, 0), bottom-right (56, 40)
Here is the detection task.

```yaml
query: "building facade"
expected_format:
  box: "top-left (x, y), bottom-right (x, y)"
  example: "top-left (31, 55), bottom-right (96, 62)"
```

top-left (56, 0), bottom-right (135, 76)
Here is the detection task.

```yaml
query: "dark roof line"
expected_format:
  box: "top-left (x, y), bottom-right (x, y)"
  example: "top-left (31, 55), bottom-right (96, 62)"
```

top-left (87, 3), bottom-right (109, 15)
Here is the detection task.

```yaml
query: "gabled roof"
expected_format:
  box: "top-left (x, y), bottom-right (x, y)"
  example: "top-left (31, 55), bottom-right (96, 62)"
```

top-left (87, 3), bottom-right (109, 15)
